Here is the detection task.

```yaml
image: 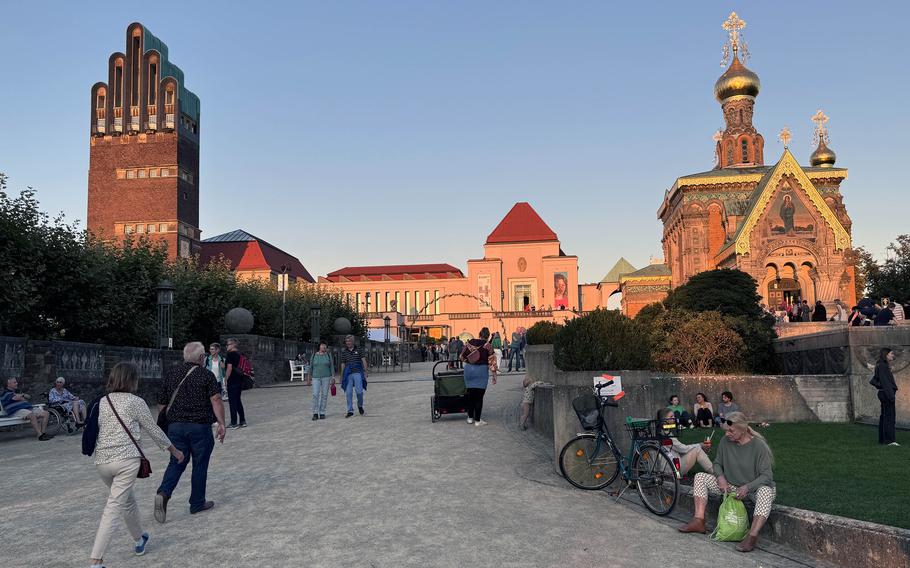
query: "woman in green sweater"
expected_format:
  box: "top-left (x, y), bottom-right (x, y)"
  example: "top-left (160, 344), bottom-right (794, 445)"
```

top-left (678, 412), bottom-right (775, 553)
top-left (310, 342), bottom-right (335, 420)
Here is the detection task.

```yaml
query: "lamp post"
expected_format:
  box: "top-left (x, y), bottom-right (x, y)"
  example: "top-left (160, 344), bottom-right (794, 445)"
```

top-left (383, 315), bottom-right (391, 345)
top-left (156, 280), bottom-right (175, 349)
top-left (310, 305), bottom-right (322, 344)
top-left (279, 264), bottom-right (289, 341)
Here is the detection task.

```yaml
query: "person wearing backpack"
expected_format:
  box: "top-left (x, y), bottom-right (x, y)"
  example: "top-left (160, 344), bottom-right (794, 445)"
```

top-left (678, 412), bottom-right (775, 553)
top-left (871, 348), bottom-right (899, 446)
top-left (224, 338), bottom-right (248, 428)
top-left (460, 327), bottom-right (498, 426)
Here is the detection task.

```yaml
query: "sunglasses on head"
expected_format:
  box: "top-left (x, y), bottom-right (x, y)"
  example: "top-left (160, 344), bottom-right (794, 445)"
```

top-left (723, 419), bottom-right (734, 426)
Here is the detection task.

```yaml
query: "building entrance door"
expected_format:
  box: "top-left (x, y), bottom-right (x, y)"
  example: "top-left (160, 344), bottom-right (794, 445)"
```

top-left (768, 278), bottom-right (801, 308)
top-left (512, 284), bottom-right (532, 311)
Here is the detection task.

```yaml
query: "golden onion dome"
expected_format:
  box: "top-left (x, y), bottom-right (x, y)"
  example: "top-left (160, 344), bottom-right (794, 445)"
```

top-left (810, 139), bottom-right (836, 167)
top-left (714, 55), bottom-right (761, 102)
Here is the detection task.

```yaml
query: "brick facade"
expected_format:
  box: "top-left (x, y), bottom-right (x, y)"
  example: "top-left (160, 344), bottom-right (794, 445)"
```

top-left (86, 22), bottom-right (200, 260)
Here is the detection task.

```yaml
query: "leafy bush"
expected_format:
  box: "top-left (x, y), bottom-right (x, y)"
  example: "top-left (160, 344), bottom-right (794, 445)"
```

top-left (650, 310), bottom-right (745, 374)
top-left (659, 268), bottom-right (777, 373)
top-left (526, 321), bottom-right (562, 345)
top-left (553, 309), bottom-right (651, 371)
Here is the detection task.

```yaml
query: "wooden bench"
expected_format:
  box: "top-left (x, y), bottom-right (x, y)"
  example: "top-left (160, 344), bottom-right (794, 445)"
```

top-left (0, 398), bottom-right (48, 430)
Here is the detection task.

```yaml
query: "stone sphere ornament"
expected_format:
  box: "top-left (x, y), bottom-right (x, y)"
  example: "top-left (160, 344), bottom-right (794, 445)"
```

top-left (225, 307), bottom-right (254, 334)
top-left (333, 317), bottom-right (352, 335)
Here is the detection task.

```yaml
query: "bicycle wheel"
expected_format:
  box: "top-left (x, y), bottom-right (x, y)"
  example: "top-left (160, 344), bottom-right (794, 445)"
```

top-left (45, 407), bottom-right (63, 435)
top-left (559, 434), bottom-right (619, 490)
top-left (632, 443), bottom-right (679, 515)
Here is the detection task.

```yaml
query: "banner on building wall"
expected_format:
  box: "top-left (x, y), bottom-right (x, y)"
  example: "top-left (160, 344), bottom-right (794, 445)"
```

top-left (478, 274), bottom-right (492, 310)
top-left (554, 272), bottom-right (569, 309)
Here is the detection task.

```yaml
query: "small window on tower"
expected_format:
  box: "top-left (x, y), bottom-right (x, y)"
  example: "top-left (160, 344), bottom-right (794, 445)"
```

top-left (125, 225), bottom-right (134, 234)
top-left (147, 224), bottom-right (156, 233)
top-left (183, 192), bottom-right (188, 200)
top-left (150, 168), bottom-right (159, 178)
top-left (741, 139), bottom-right (749, 163)
top-left (136, 224), bottom-right (145, 233)
top-left (138, 169), bottom-right (147, 178)
top-left (159, 223), bottom-right (168, 233)
top-left (126, 170), bottom-right (136, 179)
top-left (161, 168), bottom-right (169, 177)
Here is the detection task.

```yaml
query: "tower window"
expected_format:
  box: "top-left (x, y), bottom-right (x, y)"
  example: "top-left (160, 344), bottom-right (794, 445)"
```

top-left (183, 191), bottom-right (188, 200)
top-left (150, 168), bottom-right (159, 177)
top-left (126, 169), bottom-right (136, 179)
top-left (741, 139), bottom-right (749, 163)
top-left (114, 65), bottom-right (123, 107)
top-left (726, 144), bottom-right (734, 166)
top-left (148, 63), bottom-right (157, 105)
top-left (131, 36), bottom-right (140, 106)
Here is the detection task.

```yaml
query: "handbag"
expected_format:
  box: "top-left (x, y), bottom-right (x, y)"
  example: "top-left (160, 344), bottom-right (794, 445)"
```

top-left (106, 395), bottom-right (152, 479)
top-left (157, 366), bottom-right (196, 431)
top-left (330, 383), bottom-right (337, 397)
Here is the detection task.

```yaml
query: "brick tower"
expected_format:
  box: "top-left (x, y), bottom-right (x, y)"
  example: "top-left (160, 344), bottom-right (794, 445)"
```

top-left (87, 22), bottom-right (201, 259)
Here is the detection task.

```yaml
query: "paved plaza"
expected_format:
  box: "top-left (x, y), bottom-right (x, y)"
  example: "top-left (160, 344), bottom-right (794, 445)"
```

top-left (1, 364), bottom-right (815, 567)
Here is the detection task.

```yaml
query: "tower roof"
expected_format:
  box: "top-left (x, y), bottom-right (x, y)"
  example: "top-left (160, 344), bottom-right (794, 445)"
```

top-left (600, 258), bottom-right (637, 283)
top-left (485, 202), bottom-right (558, 244)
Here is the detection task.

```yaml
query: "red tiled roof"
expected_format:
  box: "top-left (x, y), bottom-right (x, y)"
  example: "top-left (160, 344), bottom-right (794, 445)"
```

top-left (200, 232), bottom-right (314, 283)
top-left (323, 263), bottom-right (464, 282)
top-left (486, 202), bottom-right (558, 244)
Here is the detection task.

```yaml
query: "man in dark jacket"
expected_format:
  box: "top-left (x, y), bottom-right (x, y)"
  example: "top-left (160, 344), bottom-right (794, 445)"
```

top-left (811, 301), bottom-right (827, 322)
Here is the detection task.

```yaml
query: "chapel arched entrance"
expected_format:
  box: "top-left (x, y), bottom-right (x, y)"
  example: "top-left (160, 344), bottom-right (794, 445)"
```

top-left (767, 277), bottom-right (801, 308)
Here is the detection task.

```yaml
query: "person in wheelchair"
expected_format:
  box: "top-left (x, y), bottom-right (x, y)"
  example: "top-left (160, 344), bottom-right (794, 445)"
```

top-left (49, 377), bottom-right (87, 427)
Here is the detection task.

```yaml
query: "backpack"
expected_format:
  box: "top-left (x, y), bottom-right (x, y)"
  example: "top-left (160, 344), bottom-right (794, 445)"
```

top-left (81, 396), bottom-right (104, 456)
top-left (238, 354), bottom-right (253, 378)
top-left (465, 343), bottom-right (485, 365)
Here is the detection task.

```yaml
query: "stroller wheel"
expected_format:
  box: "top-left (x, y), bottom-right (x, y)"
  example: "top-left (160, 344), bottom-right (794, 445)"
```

top-left (431, 396), bottom-right (441, 423)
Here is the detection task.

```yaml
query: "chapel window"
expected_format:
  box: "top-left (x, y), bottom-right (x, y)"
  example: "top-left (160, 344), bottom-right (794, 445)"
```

top-left (741, 139), bottom-right (749, 163)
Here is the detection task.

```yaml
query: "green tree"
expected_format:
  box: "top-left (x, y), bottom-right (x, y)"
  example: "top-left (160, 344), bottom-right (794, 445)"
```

top-left (526, 320), bottom-right (562, 345)
top-left (663, 268), bottom-right (764, 318)
top-left (862, 236), bottom-right (910, 303)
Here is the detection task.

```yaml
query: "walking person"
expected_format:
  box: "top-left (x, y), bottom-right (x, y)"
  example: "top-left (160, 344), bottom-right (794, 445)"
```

top-left (204, 343), bottom-right (227, 401)
top-left (310, 341), bottom-right (335, 420)
top-left (341, 335), bottom-right (369, 418)
top-left (89, 362), bottom-right (184, 568)
top-left (154, 342), bottom-right (226, 523)
top-left (491, 332), bottom-right (503, 366)
top-left (224, 338), bottom-right (247, 428)
top-left (871, 348), bottom-right (899, 446)
top-left (461, 327), bottom-right (498, 426)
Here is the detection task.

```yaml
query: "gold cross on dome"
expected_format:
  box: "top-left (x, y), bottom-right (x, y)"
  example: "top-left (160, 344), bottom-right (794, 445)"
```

top-left (720, 12), bottom-right (750, 66)
top-left (812, 109), bottom-right (830, 145)
top-left (778, 126), bottom-right (792, 148)
top-left (723, 12), bottom-right (746, 50)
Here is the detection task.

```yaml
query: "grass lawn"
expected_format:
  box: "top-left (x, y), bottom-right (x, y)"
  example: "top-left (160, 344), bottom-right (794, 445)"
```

top-left (678, 422), bottom-right (910, 529)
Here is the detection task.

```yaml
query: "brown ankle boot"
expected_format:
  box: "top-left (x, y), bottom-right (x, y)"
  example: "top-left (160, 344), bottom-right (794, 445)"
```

top-left (737, 534), bottom-right (758, 552)
top-left (678, 517), bottom-right (706, 533)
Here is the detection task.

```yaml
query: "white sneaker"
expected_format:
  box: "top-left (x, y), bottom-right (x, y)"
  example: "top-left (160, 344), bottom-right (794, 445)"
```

top-left (889, 442), bottom-right (900, 446)
top-left (474, 420), bottom-right (487, 426)
top-left (466, 418), bottom-right (474, 424)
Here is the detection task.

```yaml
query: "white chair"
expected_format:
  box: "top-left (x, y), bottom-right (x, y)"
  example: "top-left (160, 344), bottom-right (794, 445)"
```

top-left (289, 360), bottom-right (304, 382)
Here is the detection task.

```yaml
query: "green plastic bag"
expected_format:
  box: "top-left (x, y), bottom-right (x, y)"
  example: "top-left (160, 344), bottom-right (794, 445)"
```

top-left (712, 492), bottom-right (750, 542)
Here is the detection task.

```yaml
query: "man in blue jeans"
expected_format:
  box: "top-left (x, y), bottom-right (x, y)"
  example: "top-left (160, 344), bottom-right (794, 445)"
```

top-left (508, 330), bottom-right (525, 372)
top-left (155, 342), bottom-right (226, 523)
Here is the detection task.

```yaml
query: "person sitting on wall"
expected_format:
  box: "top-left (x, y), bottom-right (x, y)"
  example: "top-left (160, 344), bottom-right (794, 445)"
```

top-left (873, 304), bottom-right (895, 326)
top-left (693, 392), bottom-right (714, 428)
top-left (714, 391), bottom-right (740, 426)
top-left (679, 412), bottom-right (776, 553)
top-left (667, 395), bottom-right (694, 429)
top-left (1, 377), bottom-right (53, 441)
top-left (49, 376), bottom-right (87, 427)
top-left (658, 408), bottom-right (713, 476)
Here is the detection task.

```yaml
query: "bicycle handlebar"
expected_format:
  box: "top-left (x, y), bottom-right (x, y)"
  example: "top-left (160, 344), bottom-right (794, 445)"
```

top-left (594, 380), bottom-right (614, 391)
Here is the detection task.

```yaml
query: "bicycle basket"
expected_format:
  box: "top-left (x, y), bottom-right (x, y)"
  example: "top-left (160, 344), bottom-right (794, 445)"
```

top-left (624, 417), bottom-right (677, 441)
top-left (572, 394), bottom-right (601, 431)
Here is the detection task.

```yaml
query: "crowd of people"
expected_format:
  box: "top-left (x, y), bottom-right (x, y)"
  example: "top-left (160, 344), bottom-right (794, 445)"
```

top-left (771, 296), bottom-right (906, 326)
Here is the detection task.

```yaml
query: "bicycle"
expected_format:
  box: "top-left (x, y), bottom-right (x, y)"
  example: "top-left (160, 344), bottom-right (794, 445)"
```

top-left (558, 380), bottom-right (680, 516)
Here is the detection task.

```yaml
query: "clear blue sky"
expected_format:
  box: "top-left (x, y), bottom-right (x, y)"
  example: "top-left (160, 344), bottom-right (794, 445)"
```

top-left (1, 1), bottom-right (908, 282)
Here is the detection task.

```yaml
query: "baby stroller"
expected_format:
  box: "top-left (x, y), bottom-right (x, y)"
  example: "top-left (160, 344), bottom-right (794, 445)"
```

top-left (430, 361), bottom-right (467, 422)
